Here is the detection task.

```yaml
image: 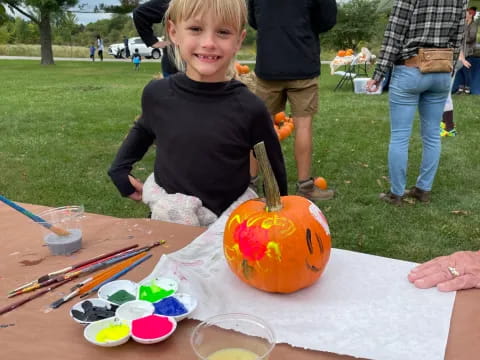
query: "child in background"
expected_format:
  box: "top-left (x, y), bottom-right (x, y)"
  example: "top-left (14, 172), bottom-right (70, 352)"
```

top-left (132, 48), bottom-right (141, 71)
top-left (89, 44), bottom-right (95, 61)
top-left (108, 0), bottom-right (287, 226)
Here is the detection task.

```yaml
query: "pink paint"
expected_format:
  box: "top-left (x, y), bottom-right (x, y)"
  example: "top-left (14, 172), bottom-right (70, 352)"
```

top-left (131, 315), bottom-right (174, 339)
top-left (234, 221), bottom-right (270, 261)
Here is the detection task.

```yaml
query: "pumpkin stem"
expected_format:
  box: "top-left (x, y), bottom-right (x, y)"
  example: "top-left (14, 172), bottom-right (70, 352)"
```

top-left (253, 142), bottom-right (282, 211)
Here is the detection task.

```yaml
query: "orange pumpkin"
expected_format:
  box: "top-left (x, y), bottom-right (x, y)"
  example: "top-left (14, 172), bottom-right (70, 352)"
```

top-left (274, 111), bottom-right (286, 125)
top-left (240, 65), bottom-right (250, 74)
top-left (314, 177), bottom-right (328, 190)
top-left (337, 50), bottom-right (346, 57)
top-left (345, 49), bottom-right (354, 56)
top-left (224, 142), bottom-right (331, 293)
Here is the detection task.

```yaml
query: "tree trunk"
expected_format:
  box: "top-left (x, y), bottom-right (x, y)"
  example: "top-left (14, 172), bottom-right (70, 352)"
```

top-left (39, 10), bottom-right (54, 65)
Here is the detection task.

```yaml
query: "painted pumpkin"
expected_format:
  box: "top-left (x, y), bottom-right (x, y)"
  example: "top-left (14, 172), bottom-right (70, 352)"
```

top-left (223, 143), bottom-right (331, 293)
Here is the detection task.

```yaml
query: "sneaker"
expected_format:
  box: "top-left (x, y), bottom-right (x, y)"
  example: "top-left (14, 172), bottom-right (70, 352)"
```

top-left (464, 87), bottom-right (471, 95)
top-left (404, 186), bottom-right (431, 203)
top-left (379, 191), bottom-right (404, 205)
top-left (296, 178), bottom-right (334, 201)
top-left (441, 128), bottom-right (457, 137)
top-left (455, 87), bottom-right (465, 95)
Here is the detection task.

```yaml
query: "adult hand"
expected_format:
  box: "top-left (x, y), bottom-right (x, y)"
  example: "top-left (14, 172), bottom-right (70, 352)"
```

top-left (128, 175), bottom-right (144, 201)
top-left (408, 251), bottom-right (480, 291)
top-left (462, 59), bottom-right (472, 69)
top-left (152, 40), bottom-right (170, 49)
top-left (366, 79), bottom-right (381, 93)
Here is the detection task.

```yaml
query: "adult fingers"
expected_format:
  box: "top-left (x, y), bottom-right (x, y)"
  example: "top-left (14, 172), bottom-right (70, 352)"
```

top-left (409, 255), bottom-right (450, 274)
top-left (437, 274), bottom-right (478, 292)
top-left (128, 175), bottom-right (144, 192)
top-left (412, 268), bottom-right (452, 289)
top-left (128, 192), bottom-right (142, 202)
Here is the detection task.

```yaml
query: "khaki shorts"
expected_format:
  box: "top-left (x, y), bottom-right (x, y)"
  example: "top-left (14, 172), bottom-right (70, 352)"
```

top-left (255, 77), bottom-right (319, 117)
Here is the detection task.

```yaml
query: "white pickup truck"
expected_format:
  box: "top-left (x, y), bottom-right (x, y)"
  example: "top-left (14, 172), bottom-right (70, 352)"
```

top-left (108, 36), bottom-right (164, 59)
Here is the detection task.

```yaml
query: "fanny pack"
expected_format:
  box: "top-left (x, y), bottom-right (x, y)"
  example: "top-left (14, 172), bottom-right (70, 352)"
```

top-left (417, 48), bottom-right (453, 73)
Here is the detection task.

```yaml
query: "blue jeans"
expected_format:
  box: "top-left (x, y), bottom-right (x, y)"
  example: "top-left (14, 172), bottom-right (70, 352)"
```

top-left (388, 66), bottom-right (451, 196)
top-left (459, 56), bottom-right (473, 88)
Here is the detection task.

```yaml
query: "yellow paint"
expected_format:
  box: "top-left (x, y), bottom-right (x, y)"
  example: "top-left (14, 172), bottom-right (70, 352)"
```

top-left (95, 323), bottom-right (130, 343)
top-left (207, 348), bottom-right (261, 360)
top-left (228, 213), bottom-right (296, 237)
top-left (266, 241), bottom-right (281, 261)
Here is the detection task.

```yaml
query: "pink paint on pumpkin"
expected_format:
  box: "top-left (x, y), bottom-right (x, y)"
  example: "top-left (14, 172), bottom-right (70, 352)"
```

top-left (131, 315), bottom-right (174, 339)
top-left (233, 221), bottom-right (269, 261)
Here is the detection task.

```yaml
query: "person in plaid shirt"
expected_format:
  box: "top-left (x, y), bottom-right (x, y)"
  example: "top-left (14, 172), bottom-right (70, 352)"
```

top-left (367, 0), bottom-right (468, 205)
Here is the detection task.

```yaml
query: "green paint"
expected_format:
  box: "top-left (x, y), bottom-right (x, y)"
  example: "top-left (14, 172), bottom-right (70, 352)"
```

top-left (242, 259), bottom-right (255, 279)
top-left (95, 323), bottom-right (130, 343)
top-left (138, 282), bottom-right (174, 303)
top-left (107, 289), bottom-right (136, 305)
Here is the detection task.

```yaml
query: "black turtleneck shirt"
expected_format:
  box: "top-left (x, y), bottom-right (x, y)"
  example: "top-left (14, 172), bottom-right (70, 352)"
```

top-left (108, 73), bottom-right (288, 216)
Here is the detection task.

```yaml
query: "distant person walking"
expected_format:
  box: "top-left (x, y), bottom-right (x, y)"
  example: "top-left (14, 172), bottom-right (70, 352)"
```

top-left (124, 36), bottom-right (130, 58)
top-left (248, 0), bottom-right (337, 202)
top-left (89, 44), bottom-right (95, 62)
top-left (132, 49), bottom-right (141, 71)
top-left (97, 35), bottom-right (104, 62)
top-left (456, 7), bottom-right (478, 95)
top-left (133, 0), bottom-right (179, 78)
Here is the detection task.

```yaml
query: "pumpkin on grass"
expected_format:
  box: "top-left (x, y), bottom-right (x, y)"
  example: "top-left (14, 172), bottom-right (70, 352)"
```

top-left (314, 177), bottom-right (328, 190)
top-left (223, 142), bottom-right (331, 293)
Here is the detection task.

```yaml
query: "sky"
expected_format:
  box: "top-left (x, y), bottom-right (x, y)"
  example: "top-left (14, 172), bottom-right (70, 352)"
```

top-left (70, 0), bottom-right (124, 25)
top-left (6, 0), bottom-right (132, 25)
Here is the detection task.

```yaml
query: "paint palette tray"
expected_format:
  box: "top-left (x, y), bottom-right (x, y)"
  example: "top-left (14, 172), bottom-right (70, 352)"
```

top-left (70, 298), bottom-right (117, 325)
top-left (116, 300), bottom-right (155, 323)
top-left (83, 314), bottom-right (177, 347)
top-left (137, 277), bottom-right (178, 303)
top-left (153, 293), bottom-right (198, 322)
top-left (84, 317), bottom-right (131, 347)
top-left (98, 280), bottom-right (139, 306)
top-left (131, 314), bottom-right (177, 344)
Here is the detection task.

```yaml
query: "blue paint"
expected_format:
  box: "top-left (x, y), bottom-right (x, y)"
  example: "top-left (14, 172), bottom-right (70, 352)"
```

top-left (153, 296), bottom-right (188, 316)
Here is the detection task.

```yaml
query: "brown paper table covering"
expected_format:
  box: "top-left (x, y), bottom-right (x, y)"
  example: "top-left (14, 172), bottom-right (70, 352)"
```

top-left (1, 203), bottom-right (479, 360)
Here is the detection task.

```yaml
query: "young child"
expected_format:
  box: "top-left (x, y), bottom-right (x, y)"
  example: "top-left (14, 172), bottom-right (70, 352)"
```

top-left (132, 48), bottom-right (141, 71)
top-left (89, 44), bottom-right (95, 62)
top-left (108, 0), bottom-right (287, 226)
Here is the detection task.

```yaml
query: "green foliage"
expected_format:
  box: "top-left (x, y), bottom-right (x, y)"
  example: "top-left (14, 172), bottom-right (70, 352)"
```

top-left (1, 60), bottom-right (479, 263)
top-left (321, 0), bottom-right (382, 51)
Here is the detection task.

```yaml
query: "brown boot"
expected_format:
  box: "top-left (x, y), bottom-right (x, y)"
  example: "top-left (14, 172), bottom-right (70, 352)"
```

top-left (296, 178), bottom-right (334, 201)
top-left (405, 186), bottom-right (431, 203)
top-left (379, 191), bottom-right (404, 206)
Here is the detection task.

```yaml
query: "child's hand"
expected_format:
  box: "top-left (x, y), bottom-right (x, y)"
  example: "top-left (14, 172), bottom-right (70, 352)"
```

top-left (128, 175), bottom-right (144, 201)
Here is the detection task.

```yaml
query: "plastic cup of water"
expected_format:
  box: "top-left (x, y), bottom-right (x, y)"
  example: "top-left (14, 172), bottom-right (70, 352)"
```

top-left (38, 205), bottom-right (84, 255)
top-left (190, 313), bottom-right (276, 360)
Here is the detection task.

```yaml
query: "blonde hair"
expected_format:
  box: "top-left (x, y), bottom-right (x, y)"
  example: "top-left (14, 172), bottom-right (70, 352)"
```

top-left (164, 0), bottom-right (247, 74)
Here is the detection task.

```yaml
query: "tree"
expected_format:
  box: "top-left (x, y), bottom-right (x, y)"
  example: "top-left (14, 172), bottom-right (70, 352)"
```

top-left (100, 0), bottom-right (139, 14)
top-left (1, 0), bottom-right (78, 64)
top-left (321, 0), bottom-right (381, 51)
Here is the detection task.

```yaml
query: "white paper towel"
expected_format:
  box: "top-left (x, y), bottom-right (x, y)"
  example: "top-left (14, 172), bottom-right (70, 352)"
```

top-left (145, 201), bottom-right (455, 360)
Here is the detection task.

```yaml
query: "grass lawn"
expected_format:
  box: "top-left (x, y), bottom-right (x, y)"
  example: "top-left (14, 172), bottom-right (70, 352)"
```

top-left (1, 60), bottom-right (479, 263)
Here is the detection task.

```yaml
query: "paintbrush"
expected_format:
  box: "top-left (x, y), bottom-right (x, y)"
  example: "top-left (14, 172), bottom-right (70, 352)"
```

top-left (8, 243), bottom-right (139, 295)
top-left (79, 254), bottom-right (153, 299)
top-left (0, 279), bottom-right (70, 316)
top-left (8, 248), bottom-right (145, 298)
top-left (8, 241), bottom-right (164, 297)
top-left (49, 252), bottom-right (149, 309)
top-left (0, 195), bottom-right (70, 236)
